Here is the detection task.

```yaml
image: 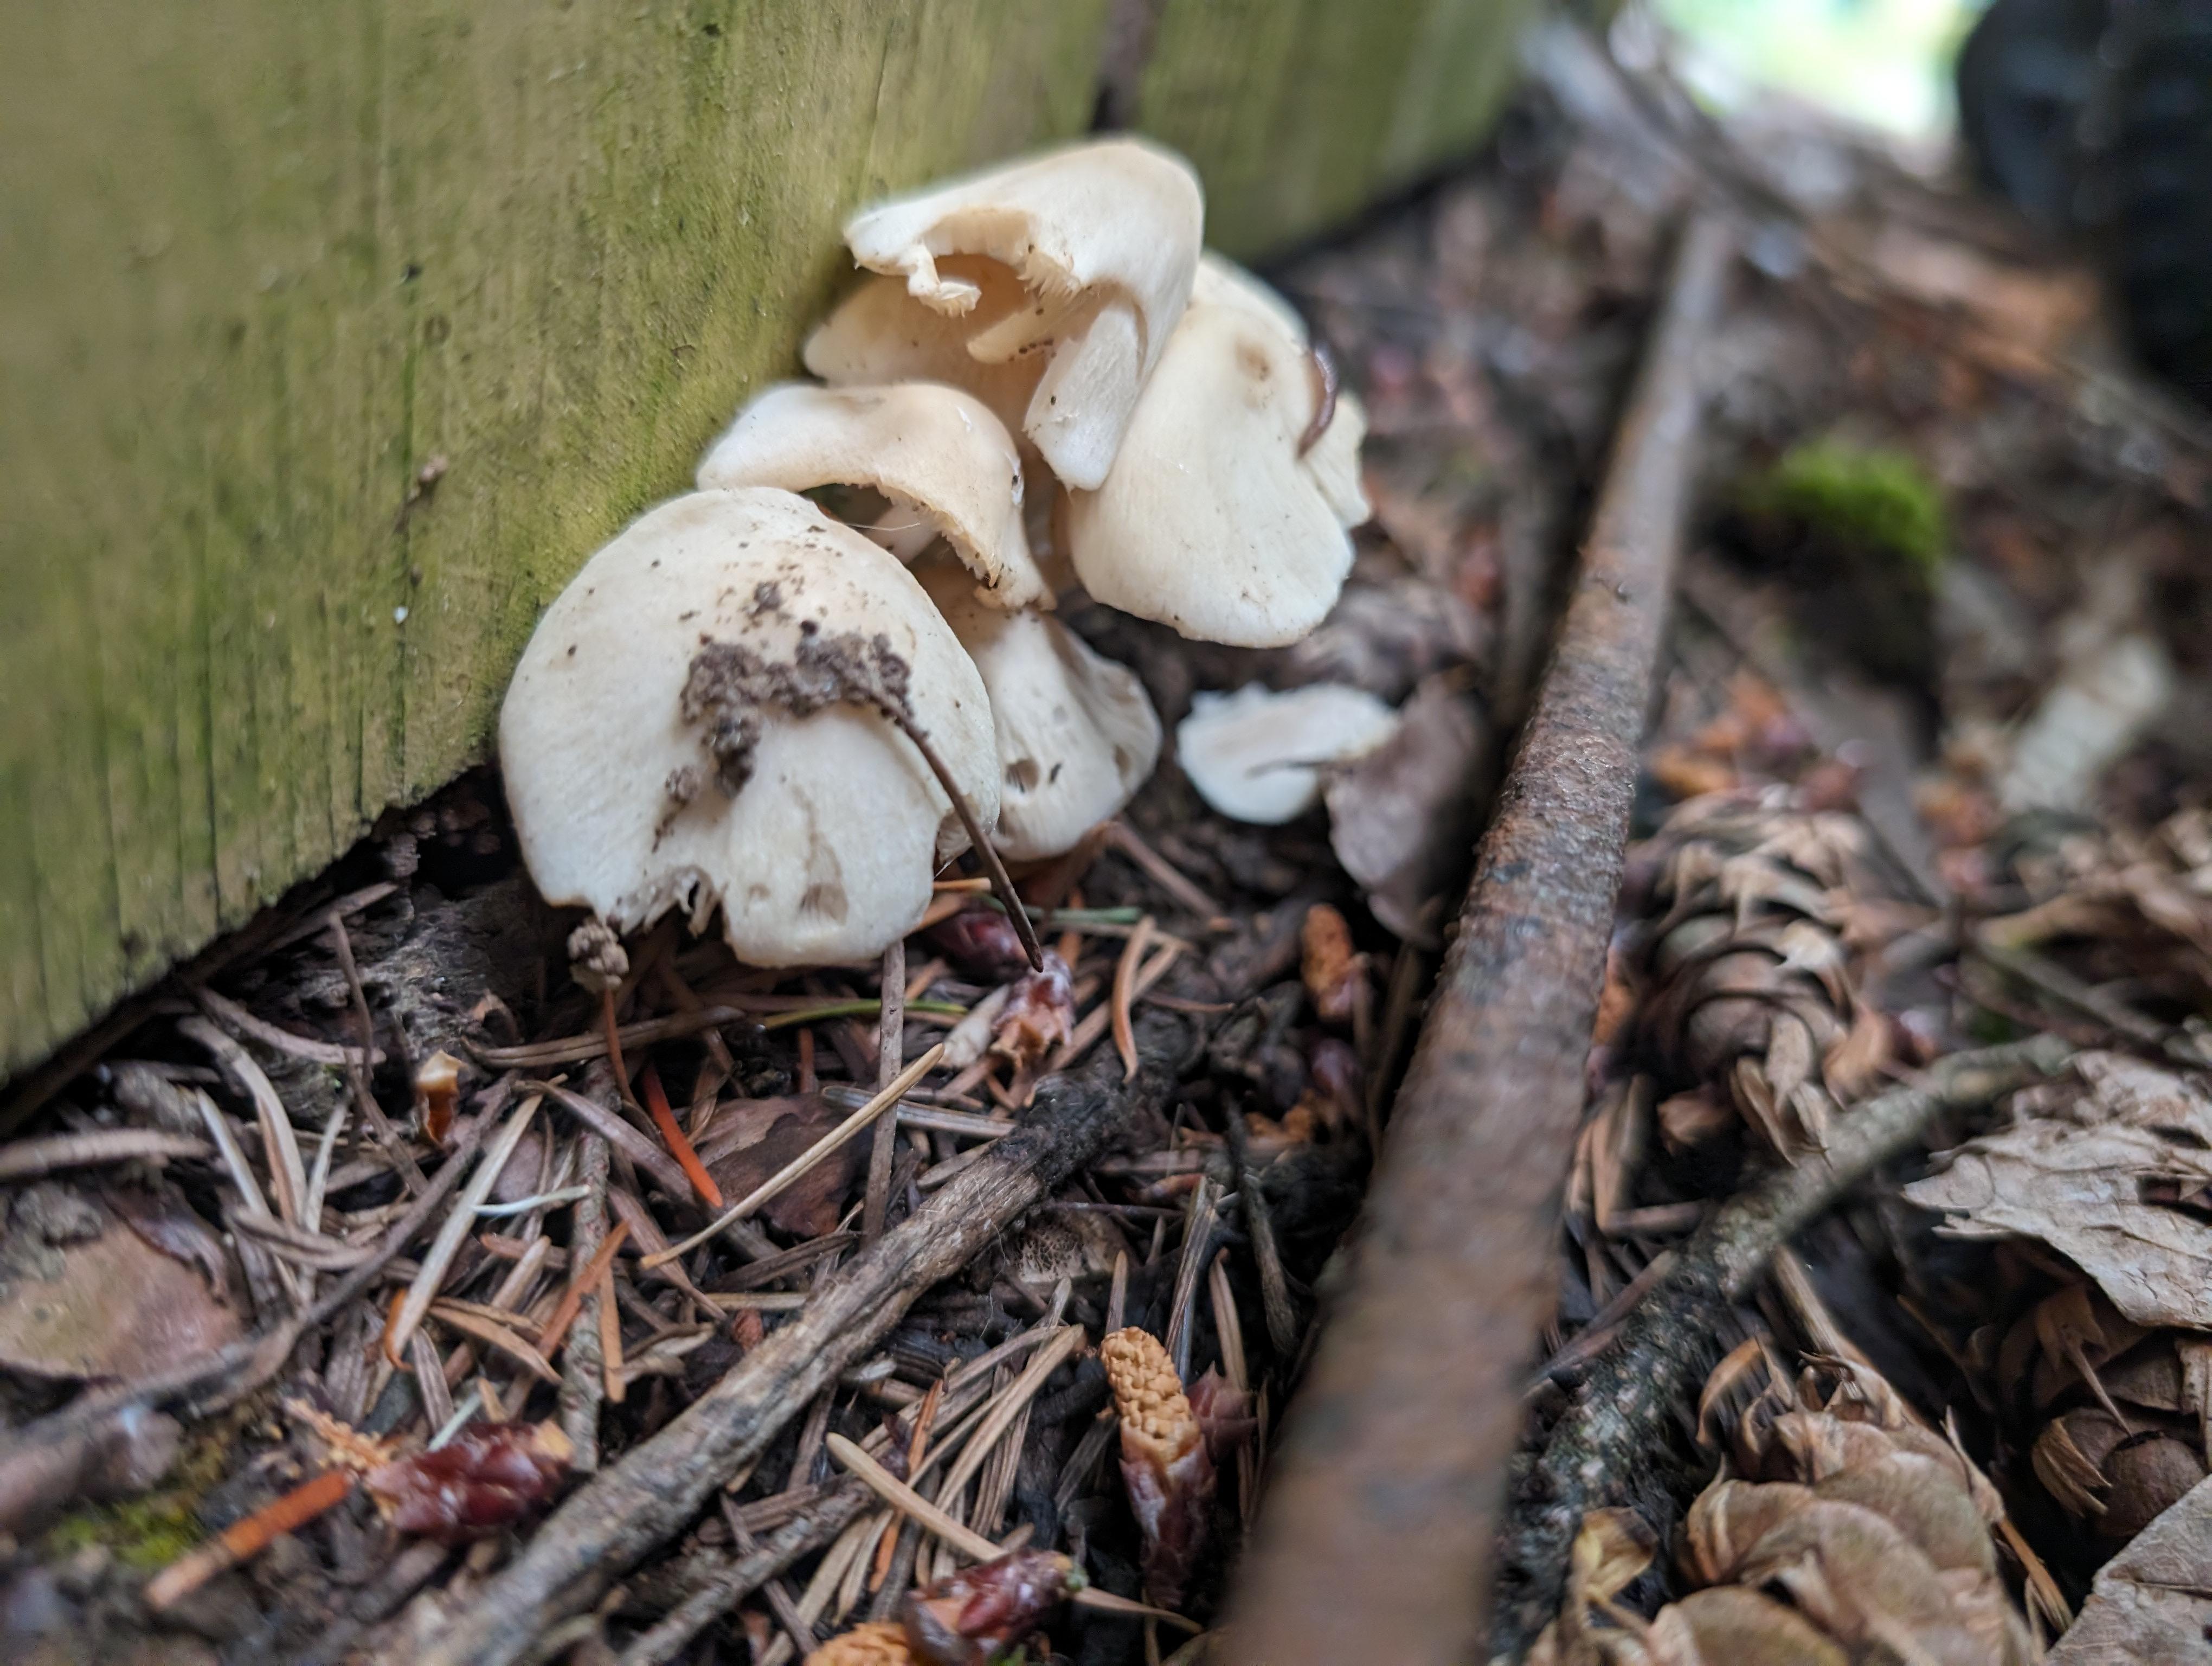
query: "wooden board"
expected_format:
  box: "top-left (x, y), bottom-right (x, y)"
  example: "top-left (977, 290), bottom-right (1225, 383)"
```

top-left (2, 0), bottom-right (1540, 1081)
top-left (1134, 0), bottom-right (1543, 256)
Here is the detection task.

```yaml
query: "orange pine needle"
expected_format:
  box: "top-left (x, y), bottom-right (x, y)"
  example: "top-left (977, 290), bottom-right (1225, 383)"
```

top-left (640, 1061), bottom-right (724, 1210)
top-left (145, 1469), bottom-right (355, 1610)
top-left (601, 984), bottom-right (630, 1095)
top-left (380, 1288), bottom-right (409, 1368)
top-left (597, 1262), bottom-right (625, 1405)
top-left (535, 1219), bottom-right (631, 1355)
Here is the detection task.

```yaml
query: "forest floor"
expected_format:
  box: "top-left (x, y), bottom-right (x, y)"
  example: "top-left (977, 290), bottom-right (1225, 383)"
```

top-left (4, 22), bottom-right (2211, 1666)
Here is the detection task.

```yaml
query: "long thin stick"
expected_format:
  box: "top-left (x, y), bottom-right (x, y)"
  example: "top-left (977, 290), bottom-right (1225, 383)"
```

top-left (1223, 214), bottom-right (1737, 1666)
top-left (642, 1044), bottom-right (944, 1268)
top-left (863, 939), bottom-right (906, 1245)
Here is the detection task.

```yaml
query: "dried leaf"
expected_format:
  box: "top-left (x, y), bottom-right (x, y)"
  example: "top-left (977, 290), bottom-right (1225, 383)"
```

top-left (1903, 1054), bottom-right (2212, 1329)
top-left (2047, 1475), bottom-right (2212, 1664)
top-left (806, 1623), bottom-right (914, 1666)
top-left (702, 1094), bottom-right (867, 1239)
top-left (1323, 675), bottom-right (1487, 944)
top-left (0, 1214), bottom-right (241, 1383)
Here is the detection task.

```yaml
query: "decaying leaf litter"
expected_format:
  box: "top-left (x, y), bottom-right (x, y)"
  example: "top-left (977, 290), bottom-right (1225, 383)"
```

top-left (5, 21), bottom-right (2212, 1666)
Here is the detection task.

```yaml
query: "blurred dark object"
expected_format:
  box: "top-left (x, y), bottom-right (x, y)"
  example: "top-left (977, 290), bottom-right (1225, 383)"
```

top-left (1956, 0), bottom-right (2109, 234)
top-left (2098, 1), bottom-right (2212, 406)
top-left (1957, 0), bottom-right (2212, 406)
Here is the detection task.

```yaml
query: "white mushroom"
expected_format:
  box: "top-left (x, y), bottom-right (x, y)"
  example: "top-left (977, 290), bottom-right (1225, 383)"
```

top-left (1175, 682), bottom-right (1400, 825)
top-left (918, 565), bottom-right (1162, 861)
top-left (697, 381), bottom-right (1049, 611)
top-left (1065, 254), bottom-right (1371, 648)
top-left (500, 488), bottom-right (999, 967)
top-left (811, 137), bottom-right (1204, 491)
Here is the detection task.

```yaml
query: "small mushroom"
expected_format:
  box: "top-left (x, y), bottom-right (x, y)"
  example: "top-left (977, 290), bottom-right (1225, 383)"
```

top-left (500, 488), bottom-right (999, 966)
top-left (1065, 254), bottom-right (1371, 647)
top-left (809, 137), bottom-right (1204, 491)
top-left (918, 565), bottom-right (1161, 861)
top-left (697, 381), bottom-right (1049, 611)
top-left (1175, 682), bottom-right (1400, 825)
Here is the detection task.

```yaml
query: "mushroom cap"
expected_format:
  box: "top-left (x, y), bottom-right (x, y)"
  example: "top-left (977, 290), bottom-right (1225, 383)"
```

top-left (919, 565), bottom-right (1162, 861)
top-left (1175, 682), bottom-right (1400, 825)
top-left (803, 258), bottom-right (1042, 445)
top-left (500, 488), bottom-right (998, 967)
top-left (826, 137), bottom-right (1204, 491)
top-left (1065, 254), bottom-right (1372, 648)
top-left (697, 381), bottom-right (1049, 611)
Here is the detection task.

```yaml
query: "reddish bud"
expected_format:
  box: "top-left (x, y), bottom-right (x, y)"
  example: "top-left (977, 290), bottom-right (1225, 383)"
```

top-left (901, 1549), bottom-right (1079, 1665)
top-left (927, 906), bottom-right (1031, 982)
top-left (364, 1420), bottom-right (572, 1544)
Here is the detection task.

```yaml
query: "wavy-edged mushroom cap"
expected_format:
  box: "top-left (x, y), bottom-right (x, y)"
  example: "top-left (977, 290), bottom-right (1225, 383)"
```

top-left (1176, 682), bottom-right (1399, 825)
top-left (919, 565), bottom-right (1161, 862)
top-left (825, 137), bottom-right (1204, 492)
top-left (697, 382), bottom-right (1049, 612)
top-left (500, 488), bottom-right (998, 967)
top-left (803, 260), bottom-right (1042, 445)
top-left (1066, 254), bottom-right (1371, 648)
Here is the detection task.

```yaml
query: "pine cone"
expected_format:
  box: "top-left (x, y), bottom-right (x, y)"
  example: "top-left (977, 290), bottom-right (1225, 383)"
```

top-left (1537, 1355), bottom-right (2034, 1666)
top-left (1101, 1326), bottom-right (1215, 1607)
top-left (1977, 806), bottom-right (2212, 1037)
top-left (1629, 796), bottom-right (1904, 1157)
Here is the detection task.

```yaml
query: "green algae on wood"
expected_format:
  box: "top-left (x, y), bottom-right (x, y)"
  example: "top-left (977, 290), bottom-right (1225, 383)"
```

top-left (1131, 0), bottom-right (1544, 257)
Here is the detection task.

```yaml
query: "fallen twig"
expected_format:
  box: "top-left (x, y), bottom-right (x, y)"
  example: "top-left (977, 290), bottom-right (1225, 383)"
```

top-left (1488, 1033), bottom-right (2074, 1659)
top-left (1224, 214), bottom-right (1737, 1666)
top-left (0, 1128), bottom-right (212, 1182)
top-left (399, 1012), bottom-right (1189, 1666)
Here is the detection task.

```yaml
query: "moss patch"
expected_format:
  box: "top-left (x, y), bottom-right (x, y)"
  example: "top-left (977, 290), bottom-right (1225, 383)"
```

top-left (1742, 440), bottom-right (1949, 578)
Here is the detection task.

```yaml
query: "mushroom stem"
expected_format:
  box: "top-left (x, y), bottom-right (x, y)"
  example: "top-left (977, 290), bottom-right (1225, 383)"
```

top-left (888, 714), bottom-right (1044, 972)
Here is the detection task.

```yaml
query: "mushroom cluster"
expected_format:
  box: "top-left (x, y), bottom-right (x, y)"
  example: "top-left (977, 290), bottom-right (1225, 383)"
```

top-left (501, 137), bottom-right (1375, 967)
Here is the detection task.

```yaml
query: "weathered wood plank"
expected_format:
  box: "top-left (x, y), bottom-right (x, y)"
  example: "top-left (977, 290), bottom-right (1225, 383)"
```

top-left (1133, 0), bottom-right (1542, 256)
top-left (1, 0), bottom-right (1111, 1079)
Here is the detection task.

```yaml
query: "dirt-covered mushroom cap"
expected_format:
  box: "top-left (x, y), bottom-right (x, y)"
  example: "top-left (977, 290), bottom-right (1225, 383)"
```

top-left (816, 137), bottom-right (1204, 492)
top-left (1065, 254), bottom-right (1371, 648)
top-left (500, 488), bottom-right (998, 966)
top-left (1175, 682), bottom-right (1399, 825)
top-left (696, 382), bottom-right (1049, 611)
top-left (919, 565), bottom-right (1161, 862)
